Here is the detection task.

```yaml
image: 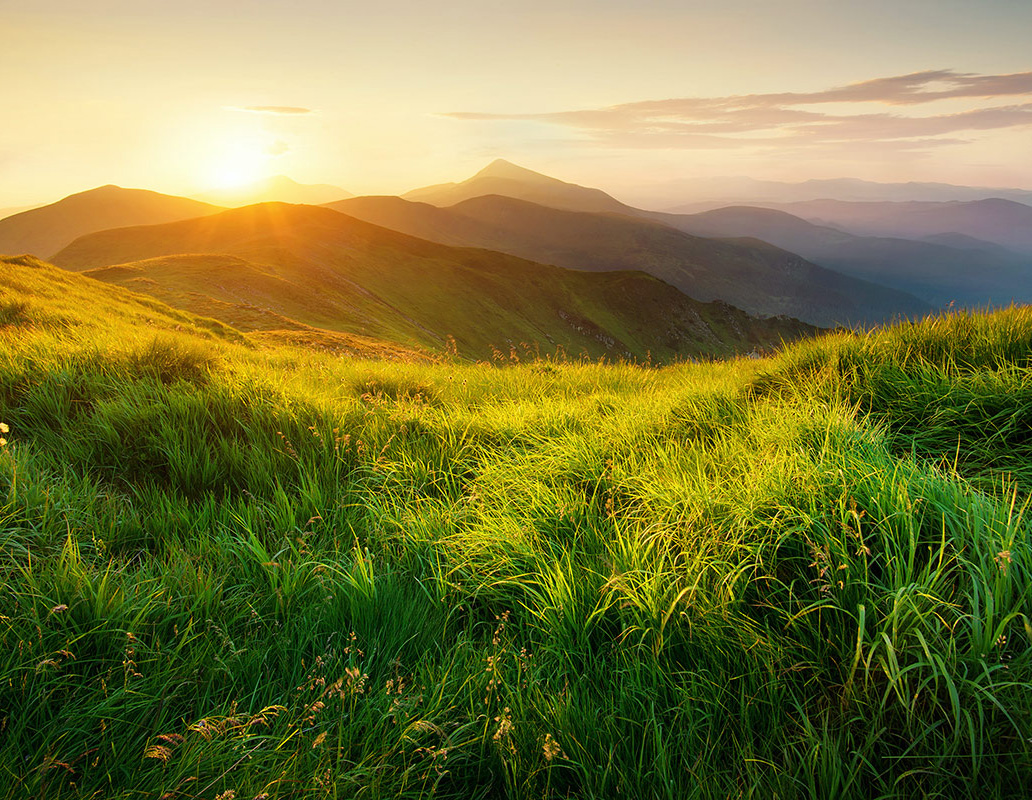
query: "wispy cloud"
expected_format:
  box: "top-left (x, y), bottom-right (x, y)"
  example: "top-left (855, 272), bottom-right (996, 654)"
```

top-left (443, 70), bottom-right (1032, 153)
top-left (229, 105), bottom-right (313, 115)
top-left (265, 140), bottom-right (290, 156)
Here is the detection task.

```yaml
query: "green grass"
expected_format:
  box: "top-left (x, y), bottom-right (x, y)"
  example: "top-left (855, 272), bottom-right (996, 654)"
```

top-left (1, 262), bottom-right (1031, 798)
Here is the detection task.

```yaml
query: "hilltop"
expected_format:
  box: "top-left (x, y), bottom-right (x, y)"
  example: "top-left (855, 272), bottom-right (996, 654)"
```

top-left (403, 159), bottom-right (633, 214)
top-left (0, 185), bottom-right (222, 259)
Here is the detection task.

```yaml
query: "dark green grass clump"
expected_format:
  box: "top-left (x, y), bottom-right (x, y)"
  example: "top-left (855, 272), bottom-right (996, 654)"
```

top-left (1, 304), bottom-right (1031, 798)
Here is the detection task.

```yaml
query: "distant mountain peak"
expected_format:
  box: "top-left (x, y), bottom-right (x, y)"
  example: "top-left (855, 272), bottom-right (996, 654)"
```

top-left (403, 160), bottom-right (631, 214)
top-left (472, 159), bottom-right (554, 183)
top-left (0, 184), bottom-right (221, 259)
top-left (70, 184), bottom-right (131, 199)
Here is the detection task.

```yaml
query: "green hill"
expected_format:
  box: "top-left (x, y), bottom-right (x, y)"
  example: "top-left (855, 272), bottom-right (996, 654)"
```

top-left (0, 254), bottom-right (429, 361)
top-left (0, 185), bottom-right (222, 259)
top-left (1, 265), bottom-right (1031, 798)
top-left (51, 202), bottom-right (816, 362)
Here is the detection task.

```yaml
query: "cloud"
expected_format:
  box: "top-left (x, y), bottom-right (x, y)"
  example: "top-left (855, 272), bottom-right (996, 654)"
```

top-left (443, 70), bottom-right (1032, 154)
top-left (230, 106), bottom-right (312, 115)
top-left (265, 140), bottom-right (290, 156)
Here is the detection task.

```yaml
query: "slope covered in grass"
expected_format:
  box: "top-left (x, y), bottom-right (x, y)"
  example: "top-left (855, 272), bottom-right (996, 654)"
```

top-left (1, 269), bottom-right (1031, 798)
top-left (51, 204), bottom-right (816, 362)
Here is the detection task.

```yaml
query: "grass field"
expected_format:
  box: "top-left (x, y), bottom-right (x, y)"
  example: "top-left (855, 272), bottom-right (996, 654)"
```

top-left (1, 258), bottom-right (1031, 798)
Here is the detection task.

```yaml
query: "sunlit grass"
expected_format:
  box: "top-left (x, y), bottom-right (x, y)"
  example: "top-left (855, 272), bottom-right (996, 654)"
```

top-left (1, 261), bottom-right (1031, 797)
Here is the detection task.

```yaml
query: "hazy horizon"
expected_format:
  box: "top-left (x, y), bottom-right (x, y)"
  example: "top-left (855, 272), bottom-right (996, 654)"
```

top-left (3, 0), bottom-right (1032, 208)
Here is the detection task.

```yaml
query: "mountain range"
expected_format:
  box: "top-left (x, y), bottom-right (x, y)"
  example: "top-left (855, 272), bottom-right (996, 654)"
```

top-left (329, 193), bottom-right (927, 326)
top-left (2, 158), bottom-right (1028, 361)
top-left (651, 176), bottom-right (1032, 211)
top-left (49, 202), bottom-right (815, 361)
top-left (390, 160), bottom-right (1030, 308)
top-left (649, 206), bottom-right (1032, 307)
top-left (746, 198), bottom-right (1032, 256)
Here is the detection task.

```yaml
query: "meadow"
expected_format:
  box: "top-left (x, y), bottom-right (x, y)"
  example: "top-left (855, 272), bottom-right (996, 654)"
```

top-left (1, 257), bottom-right (1031, 798)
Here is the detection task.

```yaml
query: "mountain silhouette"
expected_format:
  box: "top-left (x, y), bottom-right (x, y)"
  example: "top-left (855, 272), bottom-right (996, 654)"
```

top-left (0, 185), bottom-right (221, 259)
top-left (329, 193), bottom-right (928, 326)
top-left (758, 198), bottom-right (1032, 255)
top-left (403, 159), bottom-right (632, 214)
top-left (652, 206), bottom-right (1032, 307)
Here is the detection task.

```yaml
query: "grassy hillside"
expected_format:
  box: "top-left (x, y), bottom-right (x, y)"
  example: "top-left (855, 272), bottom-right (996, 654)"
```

top-left (2, 259), bottom-right (1031, 798)
top-left (51, 204), bottom-right (815, 362)
top-left (330, 194), bottom-right (930, 326)
top-left (0, 185), bottom-right (222, 259)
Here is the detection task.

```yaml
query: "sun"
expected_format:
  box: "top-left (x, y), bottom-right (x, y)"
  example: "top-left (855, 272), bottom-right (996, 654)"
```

top-left (206, 140), bottom-right (269, 189)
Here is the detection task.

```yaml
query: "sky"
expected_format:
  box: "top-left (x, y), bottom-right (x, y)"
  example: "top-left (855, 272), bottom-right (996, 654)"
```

top-left (2, 0), bottom-right (1032, 208)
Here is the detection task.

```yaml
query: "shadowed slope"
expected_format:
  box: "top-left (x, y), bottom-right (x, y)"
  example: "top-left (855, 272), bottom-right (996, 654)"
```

top-left (762, 198), bottom-right (1032, 255)
top-left (53, 203), bottom-right (816, 361)
top-left (0, 185), bottom-right (223, 259)
top-left (652, 206), bottom-right (1032, 307)
top-left (330, 194), bottom-right (929, 326)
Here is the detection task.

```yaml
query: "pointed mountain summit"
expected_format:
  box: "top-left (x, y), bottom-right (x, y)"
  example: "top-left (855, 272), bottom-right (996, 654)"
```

top-left (402, 159), bottom-right (632, 214)
top-left (0, 185), bottom-right (222, 259)
top-left (197, 175), bottom-right (353, 208)
top-left (472, 158), bottom-right (560, 183)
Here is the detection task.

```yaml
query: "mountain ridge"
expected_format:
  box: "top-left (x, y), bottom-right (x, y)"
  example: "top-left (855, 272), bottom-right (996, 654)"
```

top-left (0, 185), bottom-right (223, 259)
top-left (51, 202), bottom-right (816, 361)
top-left (402, 160), bottom-right (633, 214)
top-left (329, 193), bottom-right (929, 327)
top-left (648, 205), bottom-right (1032, 307)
